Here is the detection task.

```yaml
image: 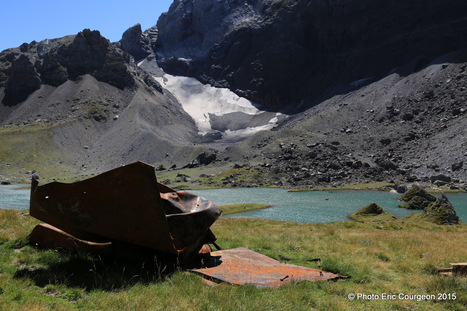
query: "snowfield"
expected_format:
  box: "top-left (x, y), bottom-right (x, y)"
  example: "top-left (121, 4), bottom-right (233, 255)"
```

top-left (155, 73), bottom-right (283, 142)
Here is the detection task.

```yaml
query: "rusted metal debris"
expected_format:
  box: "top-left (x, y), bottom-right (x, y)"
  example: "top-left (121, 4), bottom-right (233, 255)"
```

top-left (29, 161), bottom-right (221, 262)
top-left (28, 161), bottom-right (347, 287)
top-left (191, 247), bottom-right (347, 288)
top-left (438, 263), bottom-right (467, 277)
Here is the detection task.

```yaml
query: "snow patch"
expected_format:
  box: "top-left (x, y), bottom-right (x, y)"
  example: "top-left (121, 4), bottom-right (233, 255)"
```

top-left (155, 73), bottom-right (281, 141)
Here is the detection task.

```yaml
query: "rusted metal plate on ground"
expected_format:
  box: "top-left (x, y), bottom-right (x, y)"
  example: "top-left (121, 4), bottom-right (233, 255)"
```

top-left (191, 247), bottom-right (347, 288)
top-left (439, 263), bottom-right (467, 276)
top-left (29, 161), bottom-right (221, 260)
top-left (451, 263), bottom-right (467, 276)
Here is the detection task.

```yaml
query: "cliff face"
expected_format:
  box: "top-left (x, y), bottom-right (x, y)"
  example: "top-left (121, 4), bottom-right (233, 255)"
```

top-left (155, 0), bottom-right (467, 108)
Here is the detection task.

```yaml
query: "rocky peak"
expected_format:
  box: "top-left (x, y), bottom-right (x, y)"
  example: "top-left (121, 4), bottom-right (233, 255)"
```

top-left (0, 29), bottom-right (139, 106)
top-left (118, 24), bottom-right (152, 61)
top-left (155, 0), bottom-right (258, 60)
top-left (144, 25), bottom-right (159, 49)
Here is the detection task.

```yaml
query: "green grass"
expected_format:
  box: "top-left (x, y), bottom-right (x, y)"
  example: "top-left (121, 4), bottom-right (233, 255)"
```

top-left (0, 123), bottom-right (77, 182)
top-left (0, 209), bottom-right (466, 310)
top-left (219, 203), bottom-right (271, 215)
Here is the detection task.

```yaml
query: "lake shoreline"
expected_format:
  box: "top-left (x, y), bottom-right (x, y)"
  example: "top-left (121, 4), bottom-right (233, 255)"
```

top-left (2, 184), bottom-right (467, 224)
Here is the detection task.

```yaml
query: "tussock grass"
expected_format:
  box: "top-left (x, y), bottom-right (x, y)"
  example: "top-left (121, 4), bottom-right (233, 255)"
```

top-left (0, 210), bottom-right (466, 310)
top-left (348, 203), bottom-right (397, 224)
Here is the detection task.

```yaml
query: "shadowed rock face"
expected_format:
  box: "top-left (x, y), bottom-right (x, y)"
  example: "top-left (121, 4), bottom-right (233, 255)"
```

top-left (118, 24), bottom-right (152, 61)
top-left (155, 0), bottom-right (467, 108)
top-left (2, 54), bottom-right (41, 105)
top-left (0, 29), bottom-right (138, 106)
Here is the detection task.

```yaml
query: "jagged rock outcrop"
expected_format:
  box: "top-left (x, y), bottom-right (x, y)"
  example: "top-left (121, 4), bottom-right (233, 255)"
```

top-left (117, 24), bottom-right (152, 61)
top-left (155, 0), bottom-right (467, 107)
top-left (0, 29), bottom-right (144, 106)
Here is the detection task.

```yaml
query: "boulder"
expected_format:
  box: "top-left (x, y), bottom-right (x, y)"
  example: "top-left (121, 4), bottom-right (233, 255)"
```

top-left (399, 185), bottom-right (437, 203)
top-left (197, 151), bottom-right (217, 166)
top-left (376, 158), bottom-right (398, 170)
top-left (399, 195), bottom-right (433, 210)
top-left (433, 180), bottom-right (450, 187)
top-left (380, 138), bottom-right (392, 146)
top-left (430, 174), bottom-right (452, 184)
top-left (423, 195), bottom-right (460, 225)
top-left (396, 185), bottom-right (407, 194)
top-left (355, 203), bottom-right (384, 215)
top-left (452, 161), bottom-right (463, 171)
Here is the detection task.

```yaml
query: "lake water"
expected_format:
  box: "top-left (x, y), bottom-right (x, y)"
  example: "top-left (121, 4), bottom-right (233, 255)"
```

top-left (190, 188), bottom-right (467, 223)
top-left (0, 184), bottom-right (30, 210)
top-left (1, 185), bottom-right (466, 224)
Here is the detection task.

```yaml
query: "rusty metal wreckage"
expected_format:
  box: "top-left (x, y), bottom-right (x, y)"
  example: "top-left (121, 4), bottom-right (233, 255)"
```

top-left (28, 161), bottom-right (346, 288)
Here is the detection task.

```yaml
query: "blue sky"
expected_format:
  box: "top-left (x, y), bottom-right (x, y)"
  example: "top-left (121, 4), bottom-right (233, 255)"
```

top-left (0, 0), bottom-right (174, 52)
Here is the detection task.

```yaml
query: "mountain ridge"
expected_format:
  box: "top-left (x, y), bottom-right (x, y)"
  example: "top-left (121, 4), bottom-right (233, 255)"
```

top-left (154, 0), bottom-right (467, 108)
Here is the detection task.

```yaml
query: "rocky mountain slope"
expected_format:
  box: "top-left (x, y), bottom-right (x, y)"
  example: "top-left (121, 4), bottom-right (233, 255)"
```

top-left (0, 0), bottom-right (466, 189)
top-left (0, 29), bottom-right (200, 180)
top-left (219, 50), bottom-right (467, 188)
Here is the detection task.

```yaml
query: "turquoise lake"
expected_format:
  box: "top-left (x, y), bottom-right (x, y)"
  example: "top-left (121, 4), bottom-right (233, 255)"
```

top-left (191, 188), bottom-right (467, 223)
top-left (1, 185), bottom-right (466, 224)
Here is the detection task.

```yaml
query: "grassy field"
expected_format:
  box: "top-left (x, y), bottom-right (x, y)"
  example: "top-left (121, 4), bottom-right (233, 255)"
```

top-left (0, 124), bottom-right (77, 182)
top-left (0, 209), bottom-right (466, 310)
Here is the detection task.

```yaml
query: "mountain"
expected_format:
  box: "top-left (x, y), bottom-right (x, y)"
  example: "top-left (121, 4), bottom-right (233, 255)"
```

top-left (154, 0), bottom-right (467, 108)
top-left (0, 0), bottom-right (466, 189)
top-left (0, 29), bottom-right (200, 180)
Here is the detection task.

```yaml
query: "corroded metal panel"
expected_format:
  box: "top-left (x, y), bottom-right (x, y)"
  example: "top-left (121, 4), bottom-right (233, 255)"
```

top-left (28, 223), bottom-right (112, 251)
top-left (29, 161), bottom-right (221, 259)
top-left (191, 247), bottom-right (346, 288)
